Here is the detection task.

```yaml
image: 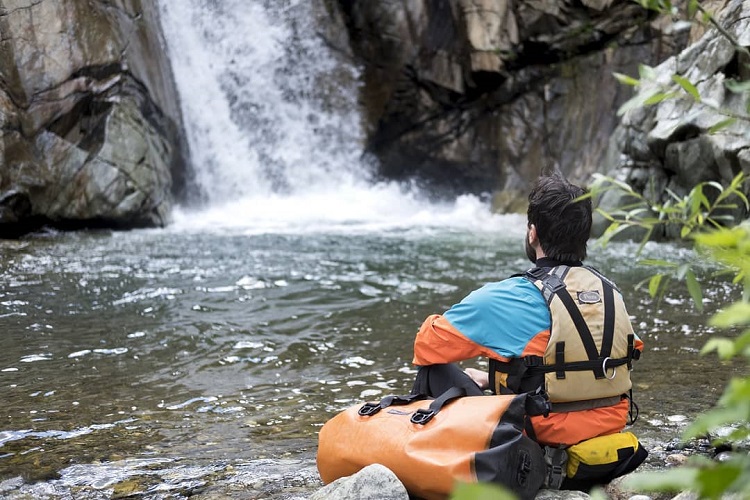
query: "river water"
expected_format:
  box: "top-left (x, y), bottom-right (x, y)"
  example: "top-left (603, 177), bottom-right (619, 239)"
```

top-left (0, 0), bottom-right (745, 497)
top-left (0, 224), bottom-right (742, 498)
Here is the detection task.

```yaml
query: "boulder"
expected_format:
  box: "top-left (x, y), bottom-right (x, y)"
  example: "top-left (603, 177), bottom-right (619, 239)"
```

top-left (309, 464), bottom-right (409, 500)
top-left (0, 0), bottom-right (189, 237)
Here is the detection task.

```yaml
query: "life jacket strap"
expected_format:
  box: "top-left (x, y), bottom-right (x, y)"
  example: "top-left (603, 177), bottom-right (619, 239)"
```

top-left (525, 355), bottom-right (631, 375)
top-left (555, 342), bottom-right (566, 379)
top-left (548, 395), bottom-right (623, 413)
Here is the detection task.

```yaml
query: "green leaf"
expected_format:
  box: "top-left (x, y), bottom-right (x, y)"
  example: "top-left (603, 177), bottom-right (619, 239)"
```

top-left (676, 264), bottom-right (689, 280)
top-left (719, 378), bottom-right (750, 405)
top-left (638, 259), bottom-right (678, 268)
top-left (613, 72), bottom-right (640, 86)
top-left (450, 481), bottom-right (516, 500)
top-left (701, 337), bottom-right (736, 359)
top-left (594, 208), bottom-right (616, 222)
top-left (643, 91), bottom-right (678, 106)
top-left (710, 302), bottom-right (750, 327)
top-left (689, 184), bottom-right (705, 215)
top-left (625, 467), bottom-right (700, 492)
top-left (684, 404), bottom-right (749, 440)
top-left (694, 228), bottom-right (744, 248)
top-left (686, 270), bottom-right (704, 311)
top-left (708, 118), bottom-right (736, 134)
top-left (687, 0), bottom-right (699, 18)
top-left (617, 93), bottom-right (648, 116)
top-left (639, 64), bottom-right (657, 81)
top-left (648, 274), bottom-right (664, 297)
top-left (672, 74), bottom-right (701, 101)
top-left (725, 79), bottom-right (750, 93)
top-left (696, 465), bottom-right (742, 499)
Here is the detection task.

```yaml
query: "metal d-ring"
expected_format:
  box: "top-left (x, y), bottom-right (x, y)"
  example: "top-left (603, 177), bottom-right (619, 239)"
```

top-left (602, 357), bottom-right (617, 380)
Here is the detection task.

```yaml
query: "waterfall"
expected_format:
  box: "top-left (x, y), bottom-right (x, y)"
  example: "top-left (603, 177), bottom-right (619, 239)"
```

top-left (157, 0), bottom-right (510, 233)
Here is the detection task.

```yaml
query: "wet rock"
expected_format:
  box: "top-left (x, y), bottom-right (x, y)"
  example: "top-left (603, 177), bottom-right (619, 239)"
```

top-left (535, 489), bottom-right (591, 499)
top-left (338, 0), bottom-right (688, 205)
top-left (671, 493), bottom-right (698, 500)
top-left (665, 453), bottom-right (689, 466)
top-left (309, 464), bottom-right (409, 500)
top-left (0, 0), bottom-right (189, 236)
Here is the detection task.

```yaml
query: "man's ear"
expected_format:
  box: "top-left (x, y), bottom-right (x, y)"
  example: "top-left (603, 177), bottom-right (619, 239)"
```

top-left (528, 224), bottom-right (538, 245)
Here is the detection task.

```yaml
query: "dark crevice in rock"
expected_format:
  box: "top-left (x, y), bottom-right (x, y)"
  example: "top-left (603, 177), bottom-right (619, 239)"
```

top-left (69, 62), bottom-right (123, 82)
top-left (1, 0), bottom-right (46, 17)
top-left (722, 49), bottom-right (750, 81)
top-left (46, 96), bottom-right (113, 154)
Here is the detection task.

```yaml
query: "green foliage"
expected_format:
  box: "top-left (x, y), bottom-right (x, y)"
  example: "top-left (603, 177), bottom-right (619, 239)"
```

top-left (627, 454), bottom-right (750, 499)
top-left (450, 481), bottom-right (516, 500)
top-left (605, 5), bottom-right (750, 499)
top-left (588, 171), bottom-right (748, 249)
top-left (586, 172), bottom-right (749, 311)
top-left (618, 222), bottom-right (750, 498)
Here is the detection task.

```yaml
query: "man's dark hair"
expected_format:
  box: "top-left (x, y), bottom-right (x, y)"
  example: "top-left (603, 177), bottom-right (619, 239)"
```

top-left (527, 175), bottom-right (592, 262)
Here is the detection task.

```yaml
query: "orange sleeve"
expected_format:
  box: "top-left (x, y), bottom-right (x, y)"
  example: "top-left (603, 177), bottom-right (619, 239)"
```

top-left (412, 314), bottom-right (503, 366)
top-left (635, 336), bottom-right (644, 352)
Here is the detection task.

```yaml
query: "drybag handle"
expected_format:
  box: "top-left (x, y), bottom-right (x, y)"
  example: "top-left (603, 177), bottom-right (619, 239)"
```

top-left (357, 393), bottom-right (427, 417)
top-left (410, 386), bottom-right (467, 425)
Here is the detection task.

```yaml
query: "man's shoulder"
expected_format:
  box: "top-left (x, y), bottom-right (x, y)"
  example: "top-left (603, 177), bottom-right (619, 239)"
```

top-left (470, 275), bottom-right (546, 301)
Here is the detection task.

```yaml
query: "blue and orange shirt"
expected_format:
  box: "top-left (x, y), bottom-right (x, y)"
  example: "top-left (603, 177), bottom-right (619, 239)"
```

top-left (412, 266), bottom-right (643, 446)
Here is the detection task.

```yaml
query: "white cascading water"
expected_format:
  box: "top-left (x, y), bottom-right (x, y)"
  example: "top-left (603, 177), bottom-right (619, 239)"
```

top-left (157, 0), bottom-right (516, 234)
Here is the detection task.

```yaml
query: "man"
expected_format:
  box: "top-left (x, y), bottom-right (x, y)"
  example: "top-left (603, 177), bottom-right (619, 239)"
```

top-left (411, 175), bottom-right (643, 447)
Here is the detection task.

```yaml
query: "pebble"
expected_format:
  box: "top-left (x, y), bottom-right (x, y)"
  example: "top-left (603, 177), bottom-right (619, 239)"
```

top-left (665, 453), bottom-right (689, 465)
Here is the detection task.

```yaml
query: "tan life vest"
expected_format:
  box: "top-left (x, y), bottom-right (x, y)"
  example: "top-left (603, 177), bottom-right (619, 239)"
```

top-left (490, 265), bottom-right (639, 412)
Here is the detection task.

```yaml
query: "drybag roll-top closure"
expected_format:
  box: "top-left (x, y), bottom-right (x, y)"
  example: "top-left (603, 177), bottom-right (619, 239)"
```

top-left (527, 265), bottom-right (636, 405)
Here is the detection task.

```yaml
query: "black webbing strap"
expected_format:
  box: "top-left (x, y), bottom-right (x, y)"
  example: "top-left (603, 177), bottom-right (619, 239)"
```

top-left (555, 342), bottom-right (566, 379)
top-left (626, 334), bottom-right (635, 370)
top-left (549, 395), bottom-right (622, 413)
top-left (626, 389), bottom-right (640, 425)
top-left (600, 280), bottom-right (615, 359)
top-left (554, 287), bottom-right (604, 378)
top-left (525, 356), bottom-right (631, 375)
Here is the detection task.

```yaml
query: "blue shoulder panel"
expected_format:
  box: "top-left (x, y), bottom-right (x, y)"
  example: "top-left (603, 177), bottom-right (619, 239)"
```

top-left (443, 276), bottom-right (550, 358)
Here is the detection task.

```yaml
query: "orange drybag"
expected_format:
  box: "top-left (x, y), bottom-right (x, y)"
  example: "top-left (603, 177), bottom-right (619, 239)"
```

top-left (317, 387), bottom-right (548, 500)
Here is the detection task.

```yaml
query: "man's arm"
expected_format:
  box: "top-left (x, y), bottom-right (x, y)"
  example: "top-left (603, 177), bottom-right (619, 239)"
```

top-left (412, 314), bottom-right (501, 366)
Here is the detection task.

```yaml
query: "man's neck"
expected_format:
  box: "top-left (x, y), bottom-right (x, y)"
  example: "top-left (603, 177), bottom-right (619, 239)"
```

top-left (534, 257), bottom-right (583, 268)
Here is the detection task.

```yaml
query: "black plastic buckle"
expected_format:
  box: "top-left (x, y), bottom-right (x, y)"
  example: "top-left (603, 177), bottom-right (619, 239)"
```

top-left (517, 451), bottom-right (532, 486)
top-left (410, 408), bottom-right (436, 425)
top-left (543, 274), bottom-right (567, 293)
top-left (357, 402), bottom-right (381, 417)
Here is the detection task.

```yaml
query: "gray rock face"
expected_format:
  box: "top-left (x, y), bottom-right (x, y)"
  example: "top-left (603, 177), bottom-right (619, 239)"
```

top-left (338, 0), bottom-right (688, 208)
top-left (0, 0), bottom-right (188, 236)
top-left (597, 0), bottom-right (750, 236)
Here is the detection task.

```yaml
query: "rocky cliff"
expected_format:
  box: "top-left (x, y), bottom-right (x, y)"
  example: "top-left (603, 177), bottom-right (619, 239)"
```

top-left (0, 0), bottom-right (188, 237)
top-left (598, 0), bottom-right (750, 236)
top-left (336, 0), bottom-right (690, 210)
